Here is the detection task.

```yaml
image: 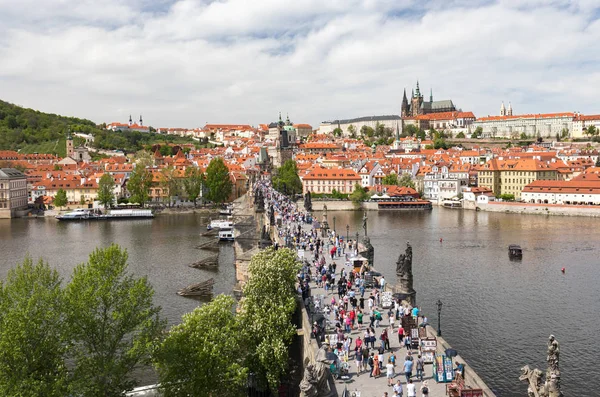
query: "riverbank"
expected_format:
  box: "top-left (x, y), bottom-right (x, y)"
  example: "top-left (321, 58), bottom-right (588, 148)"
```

top-left (471, 201), bottom-right (600, 217)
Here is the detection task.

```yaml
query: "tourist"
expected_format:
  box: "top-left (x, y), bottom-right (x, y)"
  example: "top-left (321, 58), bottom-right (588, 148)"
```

top-left (398, 325), bottom-right (405, 345)
top-left (372, 352), bottom-right (381, 378)
top-left (406, 379), bottom-right (416, 397)
top-left (357, 309), bottom-right (363, 330)
top-left (393, 380), bottom-right (403, 397)
top-left (380, 275), bottom-right (386, 291)
top-left (412, 306), bottom-right (419, 320)
top-left (386, 358), bottom-right (395, 386)
top-left (369, 328), bottom-right (376, 349)
top-left (404, 335), bottom-right (412, 351)
top-left (355, 345), bottom-right (363, 375)
top-left (368, 353), bottom-right (375, 377)
top-left (416, 354), bottom-right (425, 381)
top-left (420, 380), bottom-right (429, 396)
top-left (362, 345), bottom-right (370, 371)
top-left (389, 312), bottom-right (395, 330)
top-left (403, 357), bottom-right (414, 382)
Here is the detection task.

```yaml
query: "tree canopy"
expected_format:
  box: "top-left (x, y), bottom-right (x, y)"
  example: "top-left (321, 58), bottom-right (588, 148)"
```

top-left (127, 166), bottom-right (153, 206)
top-left (183, 165), bottom-right (204, 207)
top-left (273, 160), bottom-right (302, 197)
top-left (97, 173), bottom-right (115, 209)
top-left (204, 157), bottom-right (233, 204)
top-left (54, 188), bottom-right (68, 208)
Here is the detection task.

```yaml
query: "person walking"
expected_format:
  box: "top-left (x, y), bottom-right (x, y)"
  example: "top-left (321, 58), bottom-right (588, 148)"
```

top-left (355, 347), bottom-right (363, 375)
top-left (406, 379), bottom-right (416, 397)
top-left (393, 380), bottom-right (403, 397)
top-left (420, 380), bottom-right (429, 397)
top-left (416, 354), bottom-right (425, 381)
top-left (368, 352), bottom-right (375, 378)
top-left (403, 357), bottom-right (414, 383)
top-left (386, 358), bottom-right (395, 386)
top-left (404, 335), bottom-right (412, 351)
top-left (357, 309), bottom-right (363, 330)
top-left (398, 325), bottom-right (405, 345)
top-left (372, 353), bottom-right (381, 378)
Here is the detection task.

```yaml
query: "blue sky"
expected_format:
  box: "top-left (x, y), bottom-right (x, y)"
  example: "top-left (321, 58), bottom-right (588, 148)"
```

top-left (0, 0), bottom-right (599, 128)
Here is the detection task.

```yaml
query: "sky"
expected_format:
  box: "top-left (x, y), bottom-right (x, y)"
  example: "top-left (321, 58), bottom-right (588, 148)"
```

top-left (0, 0), bottom-right (599, 129)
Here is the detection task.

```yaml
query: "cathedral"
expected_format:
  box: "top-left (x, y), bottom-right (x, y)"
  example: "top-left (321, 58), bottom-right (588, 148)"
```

top-left (401, 81), bottom-right (456, 117)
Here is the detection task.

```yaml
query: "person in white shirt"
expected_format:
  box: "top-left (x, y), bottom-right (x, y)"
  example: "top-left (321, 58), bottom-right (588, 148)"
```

top-left (380, 276), bottom-right (386, 291)
top-left (406, 379), bottom-right (416, 397)
top-left (386, 359), bottom-right (395, 386)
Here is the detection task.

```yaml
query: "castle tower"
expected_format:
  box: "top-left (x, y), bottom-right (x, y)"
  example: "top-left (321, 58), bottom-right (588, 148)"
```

top-left (66, 130), bottom-right (74, 158)
top-left (507, 102), bottom-right (513, 116)
top-left (430, 88), bottom-right (433, 103)
top-left (401, 89), bottom-right (409, 117)
top-left (500, 102), bottom-right (506, 116)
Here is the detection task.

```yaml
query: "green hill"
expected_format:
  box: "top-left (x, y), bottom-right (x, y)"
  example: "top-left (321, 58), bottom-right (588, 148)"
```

top-left (0, 100), bottom-right (199, 155)
top-left (0, 100), bottom-right (100, 155)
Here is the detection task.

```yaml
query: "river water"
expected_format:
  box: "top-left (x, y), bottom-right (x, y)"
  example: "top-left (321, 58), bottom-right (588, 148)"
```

top-left (0, 209), bottom-right (597, 396)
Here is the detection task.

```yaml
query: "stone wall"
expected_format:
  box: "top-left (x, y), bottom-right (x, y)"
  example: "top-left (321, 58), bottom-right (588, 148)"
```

top-left (476, 201), bottom-right (600, 217)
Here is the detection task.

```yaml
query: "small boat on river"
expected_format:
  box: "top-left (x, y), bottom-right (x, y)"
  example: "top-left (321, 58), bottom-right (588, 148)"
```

top-left (207, 219), bottom-right (233, 230)
top-left (219, 205), bottom-right (233, 216)
top-left (218, 229), bottom-right (234, 242)
top-left (509, 244), bottom-right (523, 260)
top-left (56, 208), bottom-right (154, 221)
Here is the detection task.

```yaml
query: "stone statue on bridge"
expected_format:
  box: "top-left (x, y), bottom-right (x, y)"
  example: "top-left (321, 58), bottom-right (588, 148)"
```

top-left (519, 335), bottom-right (563, 397)
top-left (304, 191), bottom-right (312, 212)
top-left (395, 241), bottom-right (415, 304)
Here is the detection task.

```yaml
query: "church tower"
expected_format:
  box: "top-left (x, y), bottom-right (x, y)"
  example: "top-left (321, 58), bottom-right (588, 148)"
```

top-left (500, 102), bottom-right (506, 116)
top-left (66, 129), bottom-right (74, 159)
top-left (128, 115), bottom-right (133, 126)
top-left (139, 115), bottom-right (143, 126)
top-left (507, 102), bottom-right (513, 116)
top-left (401, 89), bottom-right (409, 117)
top-left (410, 81), bottom-right (423, 117)
top-left (430, 88), bottom-right (433, 103)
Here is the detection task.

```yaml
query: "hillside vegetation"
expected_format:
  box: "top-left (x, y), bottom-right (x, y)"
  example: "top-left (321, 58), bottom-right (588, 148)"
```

top-left (0, 100), bottom-right (197, 155)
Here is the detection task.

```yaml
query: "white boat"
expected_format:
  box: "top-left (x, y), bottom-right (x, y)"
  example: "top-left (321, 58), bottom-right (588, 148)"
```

top-left (219, 206), bottom-right (233, 216)
top-left (218, 229), bottom-right (235, 241)
top-left (56, 208), bottom-right (96, 220)
top-left (208, 219), bottom-right (233, 230)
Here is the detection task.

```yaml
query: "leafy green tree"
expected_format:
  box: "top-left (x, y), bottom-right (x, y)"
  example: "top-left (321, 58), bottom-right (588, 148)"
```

top-left (349, 183), bottom-right (369, 207)
top-left (382, 173), bottom-right (399, 185)
top-left (205, 157), bottom-right (232, 204)
top-left (561, 128), bottom-right (569, 139)
top-left (398, 173), bottom-right (416, 189)
top-left (160, 165), bottom-right (181, 207)
top-left (332, 127), bottom-right (343, 137)
top-left (456, 131), bottom-right (466, 138)
top-left (154, 294), bottom-right (248, 397)
top-left (520, 132), bottom-right (528, 140)
top-left (0, 257), bottom-right (68, 397)
top-left (128, 166), bottom-right (153, 206)
top-left (360, 125), bottom-right (375, 138)
top-left (54, 188), bottom-right (68, 209)
top-left (183, 166), bottom-right (204, 207)
top-left (79, 195), bottom-right (86, 205)
top-left (587, 125), bottom-right (598, 136)
top-left (65, 245), bottom-right (165, 397)
top-left (240, 248), bottom-right (301, 393)
top-left (273, 160), bottom-right (302, 197)
top-left (97, 173), bottom-right (115, 209)
top-left (434, 138), bottom-right (448, 150)
top-left (347, 124), bottom-right (357, 138)
top-left (416, 129), bottom-right (427, 140)
top-left (405, 124), bottom-right (418, 137)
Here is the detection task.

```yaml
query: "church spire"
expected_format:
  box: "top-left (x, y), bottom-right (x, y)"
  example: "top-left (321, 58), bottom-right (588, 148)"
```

top-left (129, 115), bottom-right (132, 126)
top-left (500, 101), bottom-right (506, 116)
top-left (430, 88), bottom-right (433, 103)
top-left (139, 114), bottom-right (143, 126)
top-left (507, 102), bottom-right (513, 116)
top-left (415, 80), bottom-right (421, 97)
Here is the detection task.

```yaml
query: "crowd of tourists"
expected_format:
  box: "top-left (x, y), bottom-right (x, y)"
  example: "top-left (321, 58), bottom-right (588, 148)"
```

top-left (253, 181), bottom-right (433, 397)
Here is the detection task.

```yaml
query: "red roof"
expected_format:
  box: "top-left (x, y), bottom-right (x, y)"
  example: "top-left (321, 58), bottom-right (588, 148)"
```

top-left (478, 112), bottom-right (574, 122)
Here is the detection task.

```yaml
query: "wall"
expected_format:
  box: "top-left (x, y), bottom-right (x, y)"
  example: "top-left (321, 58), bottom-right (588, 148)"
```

top-left (476, 201), bottom-right (600, 217)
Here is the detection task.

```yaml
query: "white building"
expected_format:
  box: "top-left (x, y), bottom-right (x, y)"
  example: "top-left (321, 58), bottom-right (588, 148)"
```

top-left (319, 115), bottom-right (402, 136)
top-left (572, 114), bottom-right (600, 138)
top-left (522, 179), bottom-right (600, 205)
top-left (421, 164), bottom-right (469, 201)
top-left (473, 112), bottom-right (574, 138)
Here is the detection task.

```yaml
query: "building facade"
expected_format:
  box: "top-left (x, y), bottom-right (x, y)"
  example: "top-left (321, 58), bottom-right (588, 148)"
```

top-left (473, 112), bottom-right (574, 139)
top-left (401, 81), bottom-right (456, 117)
top-left (0, 168), bottom-right (29, 218)
top-left (319, 115), bottom-right (401, 137)
top-left (301, 166), bottom-right (361, 195)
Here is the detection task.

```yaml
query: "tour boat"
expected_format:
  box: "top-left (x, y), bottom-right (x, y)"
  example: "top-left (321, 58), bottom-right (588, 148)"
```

top-left (508, 244), bottom-right (523, 260)
top-left (219, 205), bottom-right (233, 216)
top-left (56, 208), bottom-right (97, 220)
top-left (442, 199), bottom-right (463, 209)
top-left (218, 229), bottom-right (235, 242)
top-left (56, 208), bottom-right (154, 221)
top-left (208, 219), bottom-right (233, 230)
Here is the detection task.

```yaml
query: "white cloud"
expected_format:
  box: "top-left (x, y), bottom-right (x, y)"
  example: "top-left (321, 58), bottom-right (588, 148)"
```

top-left (0, 0), bottom-right (599, 127)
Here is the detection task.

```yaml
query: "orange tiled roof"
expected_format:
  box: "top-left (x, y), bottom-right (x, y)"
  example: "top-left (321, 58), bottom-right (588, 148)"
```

top-left (302, 166), bottom-right (360, 181)
top-left (478, 112), bottom-right (574, 122)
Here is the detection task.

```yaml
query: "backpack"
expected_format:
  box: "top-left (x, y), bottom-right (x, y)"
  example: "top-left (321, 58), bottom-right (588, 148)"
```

top-left (422, 386), bottom-right (429, 394)
top-left (376, 313), bottom-right (382, 321)
top-left (368, 356), bottom-right (374, 366)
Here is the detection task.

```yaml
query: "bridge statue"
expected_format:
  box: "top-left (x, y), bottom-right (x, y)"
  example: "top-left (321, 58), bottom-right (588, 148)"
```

top-left (395, 241), bottom-right (415, 304)
top-left (519, 335), bottom-right (563, 397)
top-left (362, 211), bottom-right (368, 237)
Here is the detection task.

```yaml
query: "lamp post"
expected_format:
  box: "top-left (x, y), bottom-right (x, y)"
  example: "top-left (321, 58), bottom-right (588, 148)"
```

top-left (333, 216), bottom-right (336, 234)
top-left (346, 224), bottom-right (349, 242)
top-left (436, 299), bottom-right (443, 337)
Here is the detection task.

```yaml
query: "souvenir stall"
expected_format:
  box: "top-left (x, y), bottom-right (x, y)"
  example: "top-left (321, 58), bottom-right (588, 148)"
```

top-left (432, 354), bottom-right (454, 383)
top-left (420, 337), bottom-right (437, 364)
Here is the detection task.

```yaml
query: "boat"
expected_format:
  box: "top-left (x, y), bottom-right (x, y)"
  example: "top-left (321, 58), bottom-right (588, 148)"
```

top-left (218, 229), bottom-right (234, 242)
top-left (509, 244), bottom-right (523, 260)
top-left (442, 199), bottom-right (463, 209)
top-left (56, 208), bottom-right (154, 221)
top-left (219, 205), bottom-right (233, 216)
top-left (208, 219), bottom-right (233, 230)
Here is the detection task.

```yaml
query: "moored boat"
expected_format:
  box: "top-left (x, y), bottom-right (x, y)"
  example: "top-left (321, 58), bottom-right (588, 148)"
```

top-left (509, 244), bottom-right (523, 260)
top-left (208, 219), bottom-right (233, 230)
top-left (218, 229), bottom-right (234, 241)
top-left (56, 208), bottom-right (154, 221)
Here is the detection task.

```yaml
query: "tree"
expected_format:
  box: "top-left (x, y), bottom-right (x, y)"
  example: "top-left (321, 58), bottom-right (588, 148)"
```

top-left (54, 188), bottom-right (68, 209)
top-left (405, 125), bottom-right (418, 137)
top-left (416, 129), bottom-right (427, 141)
top-left (160, 165), bottom-right (181, 207)
top-left (273, 160), bottom-right (302, 197)
top-left (398, 173), bottom-right (416, 189)
top-left (204, 157), bottom-right (232, 204)
top-left (97, 173), bottom-right (115, 209)
top-left (183, 166), bottom-right (204, 207)
top-left (433, 138), bottom-right (448, 150)
top-left (472, 126), bottom-right (483, 138)
top-left (347, 124), bottom-right (357, 138)
top-left (587, 125), bottom-right (597, 137)
top-left (595, 157), bottom-right (600, 168)
top-left (382, 173), bottom-right (399, 185)
top-left (349, 183), bottom-right (369, 207)
top-left (239, 248), bottom-right (301, 392)
top-left (135, 150), bottom-right (154, 168)
top-left (360, 125), bottom-right (374, 138)
top-left (332, 127), bottom-right (343, 137)
top-left (127, 166), bottom-right (153, 206)
top-left (154, 295), bottom-right (248, 397)
top-left (79, 195), bottom-right (86, 205)
top-left (456, 131), bottom-right (466, 138)
top-left (520, 132), bottom-right (528, 140)
top-left (65, 245), bottom-right (165, 397)
top-left (0, 257), bottom-right (68, 397)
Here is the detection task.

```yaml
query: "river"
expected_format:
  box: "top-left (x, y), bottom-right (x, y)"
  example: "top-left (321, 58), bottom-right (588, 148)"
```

top-left (0, 209), bottom-right (597, 396)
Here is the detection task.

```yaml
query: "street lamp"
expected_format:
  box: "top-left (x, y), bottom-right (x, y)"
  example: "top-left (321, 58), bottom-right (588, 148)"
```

top-left (333, 216), bottom-right (336, 234)
top-left (346, 224), bottom-right (349, 242)
top-left (436, 299), bottom-right (443, 337)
